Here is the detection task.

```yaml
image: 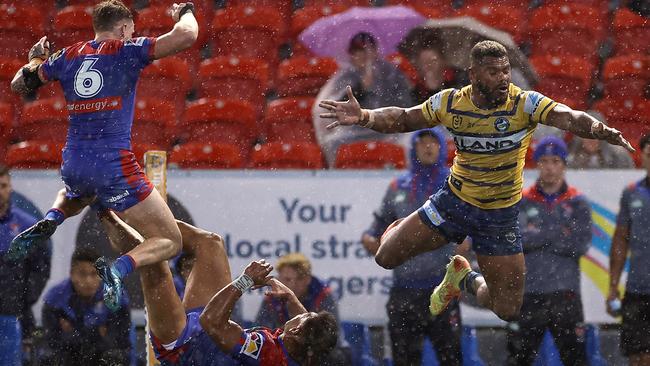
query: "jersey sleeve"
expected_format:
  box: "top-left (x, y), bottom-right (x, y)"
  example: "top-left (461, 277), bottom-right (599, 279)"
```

top-left (524, 91), bottom-right (558, 124)
top-left (230, 329), bottom-right (284, 365)
top-left (40, 48), bottom-right (67, 82)
top-left (122, 37), bottom-right (157, 69)
top-left (420, 90), bottom-right (445, 127)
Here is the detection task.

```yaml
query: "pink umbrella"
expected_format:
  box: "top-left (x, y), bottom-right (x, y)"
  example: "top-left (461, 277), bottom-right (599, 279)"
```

top-left (298, 5), bottom-right (427, 61)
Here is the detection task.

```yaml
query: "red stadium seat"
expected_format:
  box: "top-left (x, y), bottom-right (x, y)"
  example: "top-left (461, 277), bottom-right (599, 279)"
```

top-left (0, 58), bottom-right (25, 113)
top-left (612, 9), bottom-right (650, 56)
top-left (0, 4), bottom-right (44, 58)
top-left (277, 56), bottom-right (338, 97)
top-left (138, 57), bottom-right (191, 118)
top-left (335, 141), bottom-right (406, 169)
top-left (67, 0), bottom-right (132, 6)
top-left (409, 5), bottom-right (447, 20)
top-left (132, 98), bottom-right (176, 148)
top-left (197, 56), bottom-right (270, 116)
top-left (593, 97), bottom-right (650, 164)
top-left (529, 55), bottom-right (595, 110)
top-left (455, 5), bottom-right (526, 42)
top-left (51, 6), bottom-right (95, 47)
top-left (19, 98), bottom-right (69, 143)
top-left (461, 0), bottom-right (530, 7)
top-left (137, 6), bottom-right (207, 66)
top-left (540, 0), bottom-right (609, 14)
top-left (264, 97), bottom-right (316, 143)
top-left (251, 142), bottom-right (324, 169)
top-left (170, 142), bottom-right (243, 169)
top-left (602, 55), bottom-right (649, 98)
top-left (181, 98), bottom-right (257, 158)
top-left (9, 0), bottom-right (56, 18)
top-left (210, 6), bottom-right (284, 65)
top-left (303, 0), bottom-right (368, 7)
top-left (228, 0), bottom-right (292, 22)
top-left (6, 141), bottom-right (63, 169)
top-left (528, 4), bottom-right (606, 59)
top-left (387, 53), bottom-right (419, 85)
top-left (291, 4), bottom-right (350, 39)
top-left (0, 102), bottom-right (13, 164)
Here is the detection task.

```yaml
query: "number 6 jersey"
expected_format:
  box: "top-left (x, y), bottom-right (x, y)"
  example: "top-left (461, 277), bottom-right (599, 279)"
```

top-left (40, 37), bottom-right (156, 150)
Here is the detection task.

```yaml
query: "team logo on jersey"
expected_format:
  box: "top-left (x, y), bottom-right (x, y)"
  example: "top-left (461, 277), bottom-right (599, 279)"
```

top-left (241, 332), bottom-right (263, 359)
top-left (452, 115), bottom-right (463, 129)
top-left (505, 232), bottom-right (517, 243)
top-left (494, 118), bottom-right (510, 132)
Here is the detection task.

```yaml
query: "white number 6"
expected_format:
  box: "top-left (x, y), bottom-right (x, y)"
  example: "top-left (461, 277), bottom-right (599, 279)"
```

top-left (74, 58), bottom-right (103, 98)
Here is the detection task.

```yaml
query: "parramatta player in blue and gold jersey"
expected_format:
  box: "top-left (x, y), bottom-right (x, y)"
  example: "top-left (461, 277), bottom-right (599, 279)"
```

top-left (319, 40), bottom-right (634, 321)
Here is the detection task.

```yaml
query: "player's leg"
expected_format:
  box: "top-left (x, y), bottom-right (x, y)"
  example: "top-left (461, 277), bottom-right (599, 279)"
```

top-left (99, 212), bottom-right (186, 343)
top-left (175, 221), bottom-right (232, 311)
top-left (8, 189), bottom-right (94, 260)
top-left (472, 254), bottom-right (525, 321)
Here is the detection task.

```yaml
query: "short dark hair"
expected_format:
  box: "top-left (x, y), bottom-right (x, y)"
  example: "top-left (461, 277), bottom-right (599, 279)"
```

top-left (470, 40), bottom-right (508, 65)
top-left (641, 134), bottom-right (650, 151)
top-left (92, 0), bottom-right (133, 32)
top-left (299, 312), bottom-right (338, 366)
top-left (348, 32), bottom-right (377, 53)
top-left (71, 247), bottom-right (100, 266)
top-left (0, 164), bottom-right (9, 178)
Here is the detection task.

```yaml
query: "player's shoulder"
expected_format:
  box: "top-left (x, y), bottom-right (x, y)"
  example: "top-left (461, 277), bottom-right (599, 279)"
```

top-left (123, 37), bottom-right (151, 47)
top-left (521, 88), bottom-right (554, 114)
top-left (425, 87), bottom-right (458, 111)
top-left (563, 185), bottom-right (586, 202)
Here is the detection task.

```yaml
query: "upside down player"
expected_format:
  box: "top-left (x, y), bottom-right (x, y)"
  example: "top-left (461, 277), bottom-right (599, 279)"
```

top-left (9, 1), bottom-right (198, 310)
top-left (98, 211), bottom-right (338, 365)
top-left (319, 40), bottom-right (634, 321)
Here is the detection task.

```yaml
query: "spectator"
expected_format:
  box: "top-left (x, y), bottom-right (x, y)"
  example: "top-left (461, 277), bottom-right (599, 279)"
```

top-left (408, 41), bottom-right (462, 104)
top-left (567, 111), bottom-right (635, 169)
top-left (608, 134), bottom-right (650, 366)
top-left (313, 32), bottom-right (414, 166)
top-left (41, 247), bottom-right (131, 366)
top-left (255, 253), bottom-right (349, 365)
top-left (0, 164), bottom-right (51, 366)
top-left (507, 136), bottom-right (592, 365)
top-left (361, 128), bottom-right (462, 366)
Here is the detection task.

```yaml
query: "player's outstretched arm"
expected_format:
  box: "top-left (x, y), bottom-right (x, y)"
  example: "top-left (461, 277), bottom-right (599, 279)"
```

top-left (200, 260), bottom-right (273, 352)
top-left (11, 36), bottom-right (50, 95)
top-left (319, 85), bottom-right (431, 133)
top-left (152, 3), bottom-right (199, 60)
top-left (543, 103), bottom-right (635, 152)
top-left (264, 278), bottom-right (308, 318)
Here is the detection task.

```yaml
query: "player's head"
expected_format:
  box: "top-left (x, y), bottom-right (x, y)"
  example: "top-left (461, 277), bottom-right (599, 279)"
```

top-left (348, 32), bottom-right (378, 71)
top-left (92, 0), bottom-right (134, 40)
top-left (0, 165), bottom-right (10, 215)
top-left (70, 247), bottom-right (102, 298)
top-left (534, 136), bottom-right (568, 186)
top-left (277, 253), bottom-right (312, 299)
top-left (469, 40), bottom-right (511, 108)
top-left (640, 134), bottom-right (650, 171)
top-left (283, 311), bottom-right (338, 366)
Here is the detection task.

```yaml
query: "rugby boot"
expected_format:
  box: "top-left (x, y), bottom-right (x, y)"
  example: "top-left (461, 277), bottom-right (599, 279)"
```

top-left (95, 256), bottom-right (124, 312)
top-left (429, 255), bottom-right (472, 315)
top-left (6, 219), bottom-right (57, 261)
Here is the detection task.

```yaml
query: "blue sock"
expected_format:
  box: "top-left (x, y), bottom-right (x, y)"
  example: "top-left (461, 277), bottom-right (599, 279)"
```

top-left (460, 271), bottom-right (482, 296)
top-left (44, 209), bottom-right (65, 226)
top-left (113, 255), bottom-right (136, 280)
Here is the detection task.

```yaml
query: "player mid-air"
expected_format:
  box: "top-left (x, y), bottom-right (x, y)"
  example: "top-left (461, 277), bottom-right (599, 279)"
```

top-left (319, 40), bottom-right (634, 321)
top-left (9, 0), bottom-right (198, 310)
top-left (99, 211), bottom-right (338, 365)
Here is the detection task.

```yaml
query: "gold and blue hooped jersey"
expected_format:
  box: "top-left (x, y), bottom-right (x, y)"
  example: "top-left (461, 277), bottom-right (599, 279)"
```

top-left (421, 84), bottom-right (558, 209)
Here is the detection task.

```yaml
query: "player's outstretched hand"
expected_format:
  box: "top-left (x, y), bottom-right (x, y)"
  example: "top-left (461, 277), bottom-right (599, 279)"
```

top-left (244, 259), bottom-right (273, 287)
top-left (592, 122), bottom-right (635, 152)
top-left (319, 85), bottom-right (363, 130)
top-left (28, 36), bottom-right (50, 65)
top-left (170, 2), bottom-right (195, 22)
top-left (264, 278), bottom-right (295, 300)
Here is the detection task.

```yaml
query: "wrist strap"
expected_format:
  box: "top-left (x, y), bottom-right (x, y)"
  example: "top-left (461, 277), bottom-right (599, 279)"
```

top-left (359, 109), bottom-right (375, 129)
top-left (232, 273), bottom-right (254, 293)
top-left (178, 2), bottom-right (195, 20)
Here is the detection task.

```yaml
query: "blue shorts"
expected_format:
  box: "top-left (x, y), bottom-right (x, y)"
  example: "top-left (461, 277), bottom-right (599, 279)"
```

top-left (417, 184), bottom-right (522, 256)
top-left (150, 307), bottom-right (236, 366)
top-left (61, 148), bottom-right (154, 212)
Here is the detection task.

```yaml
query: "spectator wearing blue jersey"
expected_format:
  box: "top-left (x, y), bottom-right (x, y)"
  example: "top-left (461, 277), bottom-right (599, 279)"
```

top-left (609, 134), bottom-right (650, 366)
top-left (0, 165), bottom-right (51, 366)
top-left (40, 247), bottom-right (131, 366)
top-left (507, 136), bottom-right (591, 366)
top-left (362, 128), bottom-right (462, 366)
